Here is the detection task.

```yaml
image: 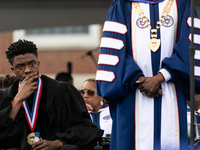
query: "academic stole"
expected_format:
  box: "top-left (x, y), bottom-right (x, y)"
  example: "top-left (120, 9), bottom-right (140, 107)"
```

top-left (18, 78), bottom-right (43, 133)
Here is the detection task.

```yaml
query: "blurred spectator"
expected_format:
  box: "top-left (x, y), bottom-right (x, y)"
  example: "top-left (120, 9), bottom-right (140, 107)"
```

top-left (80, 77), bottom-right (112, 150)
top-left (80, 77), bottom-right (112, 134)
top-left (187, 95), bottom-right (200, 144)
top-left (0, 74), bottom-right (17, 90)
top-left (55, 72), bottom-right (73, 85)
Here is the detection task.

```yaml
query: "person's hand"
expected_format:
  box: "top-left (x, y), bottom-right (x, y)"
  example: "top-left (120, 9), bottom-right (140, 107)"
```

top-left (32, 139), bottom-right (65, 150)
top-left (149, 89), bottom-right (162, 98)
top-left (9, 72), bottom-right (40, 120)
top-left (136, 73), bottom-right (164, 98)
top-left (15, 72), bottom-right (40, 103)
top-left (135, 76), bottom-right (145, 84)
top-left (86, 103), bottom-right (93, 111)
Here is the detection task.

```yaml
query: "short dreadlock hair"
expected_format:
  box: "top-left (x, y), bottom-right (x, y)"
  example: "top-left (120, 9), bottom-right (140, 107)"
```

top-left (5, 39), bottom-right (38, 65)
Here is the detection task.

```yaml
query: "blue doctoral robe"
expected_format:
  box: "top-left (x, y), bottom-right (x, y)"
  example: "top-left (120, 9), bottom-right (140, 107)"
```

top-left (96, 0), bottom-right (200, 150)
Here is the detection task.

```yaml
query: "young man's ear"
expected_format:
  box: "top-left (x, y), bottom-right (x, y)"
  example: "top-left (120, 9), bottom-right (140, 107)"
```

top-left (10, 66), bottom-right (14, 72)
top-left (38, 61), bottom-right (40, 66)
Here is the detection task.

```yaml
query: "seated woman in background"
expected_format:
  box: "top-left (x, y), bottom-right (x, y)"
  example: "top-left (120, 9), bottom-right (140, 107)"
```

top-left (80, 77), bottom-right (112, 135)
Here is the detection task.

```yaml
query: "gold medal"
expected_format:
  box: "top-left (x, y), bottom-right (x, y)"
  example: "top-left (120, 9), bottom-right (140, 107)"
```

top-left (148, 38), bottom-right (160, 52)
top-left (27, 132), bottom-right (35, 145)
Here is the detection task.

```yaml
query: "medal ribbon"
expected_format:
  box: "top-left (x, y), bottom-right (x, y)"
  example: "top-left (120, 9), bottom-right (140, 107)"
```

top-left (19, 78), bottom-right (43, 132)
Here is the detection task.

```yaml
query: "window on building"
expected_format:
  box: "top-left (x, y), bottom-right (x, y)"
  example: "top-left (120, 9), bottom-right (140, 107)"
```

top-left (25, 26), bottom-right (89, 35)
top-left (14, 24), bottom-right (101, 50)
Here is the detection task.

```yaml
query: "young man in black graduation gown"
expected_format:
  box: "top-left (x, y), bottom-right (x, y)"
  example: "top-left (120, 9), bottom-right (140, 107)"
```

top-left (0, 39), bottom-right (103, 150)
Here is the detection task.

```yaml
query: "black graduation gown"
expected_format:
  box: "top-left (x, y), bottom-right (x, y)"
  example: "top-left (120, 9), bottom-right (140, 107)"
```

top-left (0, 75), bottom-right (103, 150)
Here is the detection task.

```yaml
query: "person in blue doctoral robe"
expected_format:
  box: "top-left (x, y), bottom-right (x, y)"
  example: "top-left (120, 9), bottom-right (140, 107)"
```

top-left (96, 0), bottom-right (200, 149)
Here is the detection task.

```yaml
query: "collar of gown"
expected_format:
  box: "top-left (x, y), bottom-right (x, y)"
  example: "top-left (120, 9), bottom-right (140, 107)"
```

top-left (125, 0), bottom-right (165, 4)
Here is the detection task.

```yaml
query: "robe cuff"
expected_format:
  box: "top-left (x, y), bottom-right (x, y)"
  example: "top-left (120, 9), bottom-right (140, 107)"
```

top-left (159, 69), bottom-right (172, 81)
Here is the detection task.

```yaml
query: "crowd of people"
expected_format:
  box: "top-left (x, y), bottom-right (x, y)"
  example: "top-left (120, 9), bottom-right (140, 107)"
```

top-left (0, 0), bottom-right (200, 150)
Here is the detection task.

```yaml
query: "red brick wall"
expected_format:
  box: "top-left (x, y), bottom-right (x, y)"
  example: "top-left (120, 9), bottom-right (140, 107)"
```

top-left (0, 31), bottom-right (13, 74)
top-left (38, 49), bottom-right (100, 75)
top-left (0, 31), bottom-right (100, 75)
